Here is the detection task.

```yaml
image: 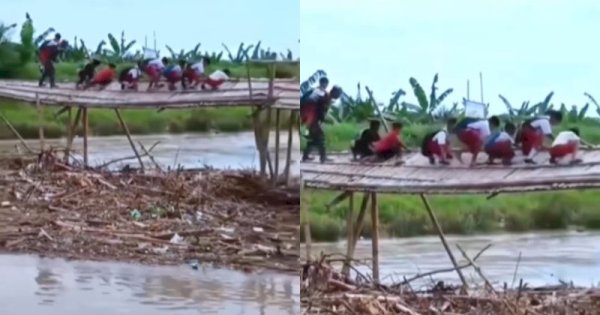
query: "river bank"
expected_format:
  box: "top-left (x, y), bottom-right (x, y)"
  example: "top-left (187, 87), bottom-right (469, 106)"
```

top-left (0, 157), bottom-right (300, 273)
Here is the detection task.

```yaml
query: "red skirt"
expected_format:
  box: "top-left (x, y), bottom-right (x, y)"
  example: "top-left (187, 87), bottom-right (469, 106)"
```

top-left (146, 66), bottom-right (161, 80)
top-left (549, 142), bottom-right (577, 159)
top-left (166, 72), bottom-right (182, 83)
top-left (204, 77), bottom-right (224, 89)
top-left (457, 129), bottom-right (482, 154)
top-left (485, 141), bottom-right (515, 160)
top-left (426, 140), bottom-right (452, 159)
top-left (301, 103), bottom-right (316, 126)
top-left (520, 126), bottom-right (543, 155)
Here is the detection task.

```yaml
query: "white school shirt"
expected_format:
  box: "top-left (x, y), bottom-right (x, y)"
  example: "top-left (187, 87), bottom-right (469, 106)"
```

top-left (432, 130), bottom-right (448, 145)
top-left (306, 88), bottom-right (327, 102)
top-left (209, 70), bottom-right (230, 81)
top-left (148, 59), bottom-right (165, 70)
top-left (552, 131), bottom-right (580, 146)
top-left (530, 116), bottom-right (552, 135)
top-left (491, 131), bottom-right (514, 144)
top-left (467, 120), bottom-right (491, 139)
top-left (190, 62), bottom-right (205, 75)
top-left (128, 67), bottom-right (141, 79)
top-left (169, 65), bottom-right (182, 73)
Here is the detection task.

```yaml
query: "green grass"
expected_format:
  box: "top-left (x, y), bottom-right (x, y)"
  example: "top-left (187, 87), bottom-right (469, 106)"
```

top-left (302, 119), bottom-right (600, 242)
top-left (0, 61), bottom-right (299, 138)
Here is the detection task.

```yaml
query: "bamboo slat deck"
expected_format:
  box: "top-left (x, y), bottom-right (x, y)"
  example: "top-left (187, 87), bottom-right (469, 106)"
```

top-left (301, 150), bottom-right (600, 194)
top-left (0, 79), bottom-right (298, 110)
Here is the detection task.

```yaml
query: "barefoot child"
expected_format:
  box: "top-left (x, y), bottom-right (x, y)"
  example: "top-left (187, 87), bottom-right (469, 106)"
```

top-left (145, 57), bottom-right (168, 89)
top-left (452, 117), bottom-right (491, 166)
top-left (484, 118), bottom-right (516, 165)
top-left (76, 59), bottom-right (101, 88)
top-left (372, 122), bottom-right (409, 162)
top-left (201, 69), bottom-right (231, 90)
top-left (182, 58), bottom-right (210, 89)
top-left (163, 60), bottom-right (185, 91)
top-left (351, 119), bottom-right (381, 160)
top-left (83, 63), bottom-right (116, 90)
top-left (421, 118), bottom-right (456, 165)
top-left (549, 127), bottom-right (591, 164)
top-left (519, 110), bottom-right (563, 164)
top-left (118, 64), bottom-right (142, 90)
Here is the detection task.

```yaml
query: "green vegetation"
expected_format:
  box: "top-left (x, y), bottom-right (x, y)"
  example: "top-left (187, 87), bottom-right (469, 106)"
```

top-left (0, 14), bottom-right (299, 138)
top-left (300, 70), bottom-right (600, 242)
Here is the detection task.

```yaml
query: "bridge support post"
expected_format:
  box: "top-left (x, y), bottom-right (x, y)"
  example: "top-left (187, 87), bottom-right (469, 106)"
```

top-left (341, 192), bottom-right (370, 276)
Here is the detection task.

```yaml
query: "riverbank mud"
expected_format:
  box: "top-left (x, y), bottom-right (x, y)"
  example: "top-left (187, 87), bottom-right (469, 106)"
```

top-left (0, 156), bottom-right (299, 273)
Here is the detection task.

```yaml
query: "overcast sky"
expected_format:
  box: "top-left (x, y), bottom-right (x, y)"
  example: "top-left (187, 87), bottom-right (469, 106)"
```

top-left (301, 0), bottom-right (600, 113)
top-left (1, 0), bottom-right (299, 58)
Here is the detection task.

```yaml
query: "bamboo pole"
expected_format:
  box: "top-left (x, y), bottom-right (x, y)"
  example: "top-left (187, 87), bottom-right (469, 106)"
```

top-left (114, 108), bottom-right (145, 172)
top-left (0, 111), bottom-right (34, 154)
top-left (63, 106), bottom-right (72, 163)
top-left (342, 193), bottom-right (370, 276)
top-left (342, 192), bottom-right (354, 277)
top-left (419, 194), bottom-right (468, 291)
top-left (283, 110), bottom-right (295, 185)
top-left (301, 182), bottom-right (312, 260)
top-left (82, 106), bottom-right (88, 167)
top-left (64, 107), bottom-right (82, 164)
top-left (272, 108), bottom-right (281, 185)
top-left (371, 192), bottom-right (380, 283)
top-left (36, 94), bottom-right (45, 152)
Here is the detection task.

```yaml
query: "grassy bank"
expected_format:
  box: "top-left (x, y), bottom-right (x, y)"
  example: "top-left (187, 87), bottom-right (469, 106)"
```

top-left (0, 61), bottom-right (299, 139)
top-left (301, 120), bottom-right (600, 242)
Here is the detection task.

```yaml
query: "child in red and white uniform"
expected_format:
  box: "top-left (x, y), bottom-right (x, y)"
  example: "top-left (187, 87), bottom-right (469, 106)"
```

top-left (484, 117), bottom-right (516, 165)
top-left (201, 69), bottom-right (231, 90)
top-left (118, 64), bottom-right (142, 90)
top-left (372, 122), bottom-right (409, 161)
top-left (163, 60), bottom-right (185, 91)
top-left (145, 57), bottom-right (168, 89)
top-left (549, 128), bottom-right (591, 164)
top-left (182, 58), bottom-right (210, 89)
top-left (452, 117), bottom-right (491, 166)
top-left (83, 63), bottom-right (116, 90)
top-left (421, 118), bottom-right (456, 165)
top-left (518, 110), bottom-right (562, 164)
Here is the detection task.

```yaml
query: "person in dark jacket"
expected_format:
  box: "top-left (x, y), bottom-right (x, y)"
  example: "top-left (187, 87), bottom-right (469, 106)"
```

top-left (38, 34), bottom-right (67, 88)
top-left (76, 58), bottom-right (102, 88)
top-left (301, 84), bottom-right (342, 163)
top-left (351, 119), bottom-right (381, 160)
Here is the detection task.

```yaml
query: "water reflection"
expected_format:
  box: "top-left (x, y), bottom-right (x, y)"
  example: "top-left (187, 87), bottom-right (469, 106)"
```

top-left (306, 231), bottom-right (600, 289)
top-left (0, 255), bottom-right (299, 315)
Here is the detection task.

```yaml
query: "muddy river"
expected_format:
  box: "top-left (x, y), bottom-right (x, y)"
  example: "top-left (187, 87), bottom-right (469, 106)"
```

top-left (0, 131), bottom-right (301, 175)
top-left (0, 255), bottom-right (300, 315)
top-left (306, 231), bottom-right (600, 289)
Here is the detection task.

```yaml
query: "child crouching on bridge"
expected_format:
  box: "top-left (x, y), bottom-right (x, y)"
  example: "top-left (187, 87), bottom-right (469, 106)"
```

top-left (82, 63), bottom-right (116, 90)
top-left (201, 69), bottom-right (231, 90)
top-left (484, 117), bottom-right (516, 165)
top-left (452, 117), bottom-right (491, 166)
top-left (549, 127), bottom-right (591, 165)
top-left (370, 122), bottom-right (409, 162)
top-left (517, 110), bottom-right (563, 164)
top-left (351, 119), bottom-right (381, 160)
top-left (421, 118), bottom-right (456, 165)
top-left (76, 58), bottom-right (101, 89)
top-left (119, 64), bottom-right (143, 90)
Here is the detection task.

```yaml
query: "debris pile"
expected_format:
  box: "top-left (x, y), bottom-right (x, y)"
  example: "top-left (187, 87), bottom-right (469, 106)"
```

top-left (301, 256), bottom-right (600, 314)
top-left (0, 157), bottom-right (299, 273)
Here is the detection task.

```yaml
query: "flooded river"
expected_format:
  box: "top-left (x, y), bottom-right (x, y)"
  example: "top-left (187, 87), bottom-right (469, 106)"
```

top-left (0, 131), bottom-right (301, 175)
top-left (0, 255), bottom-right (300, 315)
top-left (307, 231), bottom-right (600, 288)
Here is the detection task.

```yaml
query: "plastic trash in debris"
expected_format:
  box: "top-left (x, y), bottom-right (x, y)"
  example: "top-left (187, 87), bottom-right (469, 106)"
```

top-left (169, 233), bottom-right (185, 245)
top-left (130, 209), bottom-right (142, 221)
top-left (217, 226), bottom-right (235, 234)
top-left (252, 227), bottom-right (264, 233)
top-left (189, 259), bottom-right (199, 270)
top-left (1, 201), bottom-right (10, 207)
top-left (151, 246), bottom-right (169, 255)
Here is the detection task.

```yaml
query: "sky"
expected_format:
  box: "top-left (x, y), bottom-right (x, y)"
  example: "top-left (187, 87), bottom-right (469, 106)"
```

top-left (1, 0), bottom-right (299, 58)
top-left (301, 0), bottom-right (600, 114)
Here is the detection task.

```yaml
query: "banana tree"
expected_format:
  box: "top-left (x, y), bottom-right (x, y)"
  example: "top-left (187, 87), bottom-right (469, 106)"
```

top-left (165, 45), bottom-right (186, 60)
top-left (402, 74), bottom-right (453, 122)
top-left (300, 70), bottom-right (327, 94)
top-left (222, 42), bottom-right (254, 63)
top-left (103, 31), bottom-right (136, 61)
top-left (0, 23), bottom-right (17, 43)
top-left (279, 49), bottom-right (294, 61)
top-left (565, 104), bottom-right (589, 122)
top-left (584, 92), bottom-right (600, 117)
top-left (204, 50), bottom-right (223, 62)
top-left (385, 88), bottom-right (406, 113)
top-left (532, 91), bottom-right (554, 115)
top-left (498, 95), bottom-right (538, 118)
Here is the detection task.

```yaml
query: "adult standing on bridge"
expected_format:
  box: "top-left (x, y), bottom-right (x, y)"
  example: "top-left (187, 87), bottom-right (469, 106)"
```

top-left (38, 33), bottom-right (67, 88)
top-left (301, 82), bottom-right (342, 163)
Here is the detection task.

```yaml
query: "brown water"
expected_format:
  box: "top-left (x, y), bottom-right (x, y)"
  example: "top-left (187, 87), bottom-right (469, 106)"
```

top-left (0, 131), bottom-right (301, 174)
top-left (0, 255), bottom-right (300, 315)
top-left (306, 231), bottom-right (600, 289)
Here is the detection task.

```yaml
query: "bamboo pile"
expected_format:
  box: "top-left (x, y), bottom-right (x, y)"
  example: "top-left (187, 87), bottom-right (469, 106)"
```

top-left (0, 155), bottom-right (299, 273)
top-left (301, 255), bottom-right (600, 315)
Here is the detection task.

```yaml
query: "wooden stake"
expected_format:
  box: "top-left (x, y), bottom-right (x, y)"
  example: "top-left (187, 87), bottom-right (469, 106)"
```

top-left (342, 193), bottom-right (370, 275)
top-left (371, 192), bottom-right (380, 283)
top-left (301, 183), bottom-right (312, 260)
top-left (420, 194), bottom-right (468, 291)
top-left (342, 192), bottom-right (354, 277)
top-left (36, 94), bottom-right (45, 152)
top-left (114, 108), bottom-right (145, 172)
top-left (82, 106), bottom-right (88, 167)
top-left (63, 106), bottom-right (72, 163)
top-left (0, 111), bottom-right (34, 154)
top-left (65, 107), bottom-right (82, 164)
top-left (283, 110), bottom-right (295, 185)
top-left (272, 108), bottom-right (281, 185)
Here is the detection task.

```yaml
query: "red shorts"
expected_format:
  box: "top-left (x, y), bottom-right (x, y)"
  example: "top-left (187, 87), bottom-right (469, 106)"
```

top-left (549, 142), bottom-right (577, 159)
top-left (204, 77), bottom-right (224, 89)
top-left (146, 66), bottom-right (161, 80)
top-left (485, 141), bottom-right (515, 160)
top-left (184, 69), bottom-right (199, 82)
top-left (93, 71), bottom-right (113, 85)
top-left (166, 72), bottom-right (182, 83)
top-left (122, 74), bottom-right (138, 83)
top-left (520, 126), bottom-right (543, 155)
top-left (457, 129), bottom-right (483, 154)
top-left (301, 104), bottom-right (316, 126)
top-left (426, 140), bottom-right (451, 159)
